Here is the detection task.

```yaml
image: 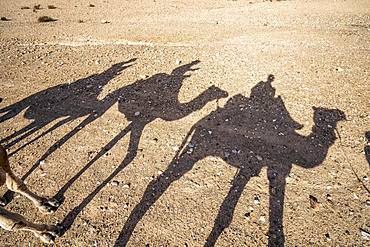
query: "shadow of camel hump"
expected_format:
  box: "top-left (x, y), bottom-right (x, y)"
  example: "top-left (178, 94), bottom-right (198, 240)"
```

top-left (55, 60), bottom-right (228, 235)
top-left (115, 75), bottom-right (346, 246)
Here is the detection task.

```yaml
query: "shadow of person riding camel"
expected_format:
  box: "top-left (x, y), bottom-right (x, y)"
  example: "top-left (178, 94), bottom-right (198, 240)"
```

top-left (0, 59), bottom-right (136, 205)
top-left (115, 75), bottom-right (346, 246)
top-left (53, 60), bottom-right (228, 234)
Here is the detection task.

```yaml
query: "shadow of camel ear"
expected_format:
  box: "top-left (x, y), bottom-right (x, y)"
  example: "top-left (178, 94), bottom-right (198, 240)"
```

top-left (0, 98), bottom-right (3, 103)
top-left (267, 74), bottom-right (275, 82)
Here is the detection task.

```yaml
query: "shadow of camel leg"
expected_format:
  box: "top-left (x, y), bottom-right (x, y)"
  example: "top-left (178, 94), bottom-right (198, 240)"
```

top-left (2, 115), bottom-right (96, 206)
top-left (22, 113), bottom-right (103, 181)
top-left (53, 123), bottom-right (132, 202)
top-left (59, 123), bottom-right (144, 235)
top-left (205, 170), bottom-right (250, 247)
top-left (267, 166), bottom-right (289, 247)
top-left (114, 150), bottom-right (202, 246)
top-left (0, 207), bottom-right (60, 244)
top-left (1, 121), bottom-right (42, 148)
top-left (9, 117), bottom-right (74, 156)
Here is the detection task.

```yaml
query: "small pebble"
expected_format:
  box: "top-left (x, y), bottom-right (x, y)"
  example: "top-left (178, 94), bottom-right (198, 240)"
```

top-left (309, 195), bottom-right (319, 208)
top-left (335, 67), bottom-right (344, 72)
top-left (122, 183), bottom-right (131, 189)
top-left (224, 152), bottom-right (230, 159)
top-left (259, 215), bottom-right (266, 223)
top-left (176, 59), bottom-right (181, 65)
top-left (254, 195), bottom-right (260, 205)
top-left (326, 194), bottom-right (332, 201)
top-left (256, 155), bottom-right (263, 161)
top-left (111, 180), bottom-right (119, 186)
top-left (134, 111), bottom-right (140, 116)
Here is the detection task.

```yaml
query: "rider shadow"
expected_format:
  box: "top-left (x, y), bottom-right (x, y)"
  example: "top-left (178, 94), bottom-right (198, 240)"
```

top-left (56, 60), bottom-right (228, 234)
top-left (114, 75), bottom-right (346, 246)
top-left (0, 59), bottom-right (136, 204)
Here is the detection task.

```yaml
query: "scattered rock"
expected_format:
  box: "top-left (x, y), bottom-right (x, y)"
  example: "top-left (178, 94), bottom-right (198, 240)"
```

top-left (176, 59), bottom-right (181, 65)
top-left (47, 5), bottom-right (57, 9)
top-left (89, 4), bottom-right (95, 7)
top-left (39, 160), bottom-right (45, 165)
top-left (1, 17), bottom-right (11, 21)
top-left (259, 215), bottom-right (266, 223)
top-left (224, 151), bottom-right (230, 159)
top-left (101, 20), bottom-right (110, 24)
top-left (33, 4), bottom-right (41, 11)
top-left (256, 155), bottom-right (263, 161)
top-left (122, 183), bottom-right (131, 189)
top-left (21, 6), bottom-right (31, 10)
top-left (111, 180), bottom-right (119, 186)
top-left (134, 111), bottom-right (140, 116)
top-left (309, 195), bottom-right (319, 208)
top-left (254, 195), bottom-right (260, 205)
top-left (244, 212), bottom-right (251, 219)
top-left (335, 67), bottom-right (344, 72)
top-left (326, 194), bottom-right (332, 202)
top-left (38, 16), bottom-right (57, 22)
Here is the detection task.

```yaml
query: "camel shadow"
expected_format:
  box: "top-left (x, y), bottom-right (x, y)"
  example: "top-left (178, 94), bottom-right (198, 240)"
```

top-left (115, 75), bottom-right (346, 246)
top-left (0, 59), bottom-right (136, 204)
top-left (55, 60), bottom-right (228, 234)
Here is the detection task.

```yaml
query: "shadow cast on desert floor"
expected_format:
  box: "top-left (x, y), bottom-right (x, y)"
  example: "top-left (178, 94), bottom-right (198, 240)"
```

top-left (113, 75), bottom-right (345, 246)
top-left (0, 65), bottom-right (346, 246)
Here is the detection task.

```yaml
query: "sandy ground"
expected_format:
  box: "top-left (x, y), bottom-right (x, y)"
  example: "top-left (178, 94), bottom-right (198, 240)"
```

top-left (0, 0), bottom-right (369, 246)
